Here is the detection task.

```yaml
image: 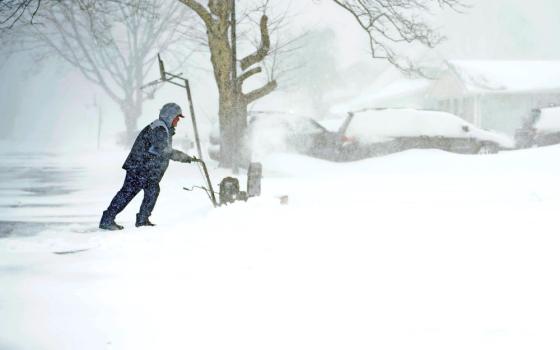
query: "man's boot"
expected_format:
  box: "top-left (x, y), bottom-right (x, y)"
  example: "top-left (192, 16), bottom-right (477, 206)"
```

top-left (99, 210), bottom-right (124, 231)
top-left (135, 213), bottom-right (155, 227)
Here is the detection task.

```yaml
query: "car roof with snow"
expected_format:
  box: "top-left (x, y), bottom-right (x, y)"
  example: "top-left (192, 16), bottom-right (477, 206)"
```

top-left (344, 108), bottom-right (515, 148)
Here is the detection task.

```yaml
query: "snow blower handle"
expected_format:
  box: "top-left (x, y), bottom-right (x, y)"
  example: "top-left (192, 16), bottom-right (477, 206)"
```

top-left (194, 158), bottom-right (218, 207)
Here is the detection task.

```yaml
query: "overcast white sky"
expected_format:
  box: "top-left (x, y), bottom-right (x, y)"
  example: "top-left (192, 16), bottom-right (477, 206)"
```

top-left (1, 0), bottom-right (559, 152)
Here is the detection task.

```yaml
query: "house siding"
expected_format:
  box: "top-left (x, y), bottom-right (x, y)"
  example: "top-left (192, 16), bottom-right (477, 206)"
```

top-left (429, 72), bottom-right (560, 134)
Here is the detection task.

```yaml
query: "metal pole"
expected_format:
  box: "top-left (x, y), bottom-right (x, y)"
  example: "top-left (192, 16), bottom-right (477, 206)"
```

top-left (231, 0), bottom-right (239, 174)
top-left (185, 80), bottom-right (218, 208)
top-left (186, 80), bottom-right (217, 208)
top-left (185, 79), bottom-right (204, 161)
top-left (198, 160), bottom-right (218, 207)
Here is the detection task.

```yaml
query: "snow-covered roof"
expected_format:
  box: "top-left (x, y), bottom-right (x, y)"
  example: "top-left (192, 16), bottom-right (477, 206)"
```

top-left (330, 78), bottom-right (431, 114)
top-left (345, 108), bottom-right (515, 148)
top-left (448, 60), bottom-right (560, 94)
top-left (535, 106), bottom-right (560, 133)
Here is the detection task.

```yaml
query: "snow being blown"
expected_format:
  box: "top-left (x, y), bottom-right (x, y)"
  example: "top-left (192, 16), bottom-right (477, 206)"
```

top-left (1, 146), bottom-right (560, 350)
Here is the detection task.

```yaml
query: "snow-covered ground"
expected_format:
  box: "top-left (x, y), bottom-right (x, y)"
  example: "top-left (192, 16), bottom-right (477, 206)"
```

top-left (1, 146), bottom-right (560, 350)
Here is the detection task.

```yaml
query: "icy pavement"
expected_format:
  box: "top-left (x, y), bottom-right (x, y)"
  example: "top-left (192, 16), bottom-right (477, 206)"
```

top-left (1, 147), bottom-right (560, 350)
top-left (0, 153), bottom-right (94, 231)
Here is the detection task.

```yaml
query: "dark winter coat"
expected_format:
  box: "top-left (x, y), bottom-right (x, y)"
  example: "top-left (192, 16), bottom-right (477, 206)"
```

top-left (123, 120), bottom-right (190, 183)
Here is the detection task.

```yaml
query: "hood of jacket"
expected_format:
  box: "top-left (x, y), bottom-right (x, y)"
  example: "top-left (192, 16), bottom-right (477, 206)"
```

top-left (158, 102), bottom-right (182, 129)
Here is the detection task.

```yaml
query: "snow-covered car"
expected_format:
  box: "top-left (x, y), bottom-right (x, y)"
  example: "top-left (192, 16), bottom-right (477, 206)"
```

top-left (333, 108), bottom-right (515, 161)
top-left (248, 111), bottom-right (343, 160)
top-left (515, 107), bottom-right (560, 148)
top-left (208, 111), bottom-right (344, 162)
top-left (212, 109), bottom-right (514, 163)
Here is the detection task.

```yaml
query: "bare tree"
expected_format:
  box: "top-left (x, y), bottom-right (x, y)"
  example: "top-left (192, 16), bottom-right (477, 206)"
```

top-left (330, 0), bottom-right (466, 73)
top-left (178, 0), bottom-right (279, 168)
top-left (0, 1), bottom-right (126, 30)
top-left (14, 0), bottom-right (194, 143)
top-left (177, 0), bottom-right (464, 167)
top-left (0, 0), bottom-right (42, 30)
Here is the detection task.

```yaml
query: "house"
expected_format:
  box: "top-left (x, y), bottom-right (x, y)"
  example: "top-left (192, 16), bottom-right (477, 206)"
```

top-left (428, 60), bottom-right (560, 134)
top-left (330, 65), bottom-right (433, 114)
top-left (515, 106), bottom-right (560, 148)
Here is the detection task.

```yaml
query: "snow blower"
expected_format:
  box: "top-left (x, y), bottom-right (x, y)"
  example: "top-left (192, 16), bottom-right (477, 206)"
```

top-left (186, 159), bottom-right (262, 207)
top-left (142, 54), bottom-right (263, 208)
top-left (215, 162), bottom-right (262, 206)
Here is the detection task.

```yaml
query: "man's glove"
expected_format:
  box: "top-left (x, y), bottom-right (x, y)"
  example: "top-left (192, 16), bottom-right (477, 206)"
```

top-left (177, 153), bottom-right (195, 163)
top-left (183, 155), bottom-right (196, 163)
top-left (172, 150), bottom-right (198, 163)
top-left (172, 150), bottom-right (199, 163)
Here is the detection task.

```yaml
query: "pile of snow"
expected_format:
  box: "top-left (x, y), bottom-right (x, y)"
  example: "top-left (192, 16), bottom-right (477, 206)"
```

top-left (535, 106), bottom-right (560, 133)
top-left (449, 60), bottom-right (560, 93)
top-left (3, 146), bottom-right (560, 349)
top-left (345, 108), bottom-right (515, 147)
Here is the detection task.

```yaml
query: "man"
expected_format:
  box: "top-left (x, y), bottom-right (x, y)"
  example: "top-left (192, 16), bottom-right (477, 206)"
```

top-left (99, 102), bottom-right (196, 230)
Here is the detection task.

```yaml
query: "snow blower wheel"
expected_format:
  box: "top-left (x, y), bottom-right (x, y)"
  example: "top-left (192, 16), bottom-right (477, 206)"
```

top-left (219, 177), bottom-right (246, 205)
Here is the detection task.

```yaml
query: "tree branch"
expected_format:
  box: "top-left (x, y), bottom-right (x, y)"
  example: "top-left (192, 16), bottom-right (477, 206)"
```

top-left (239, 14), bottom-right (270, 71)
top-left (243, 79), bottom-right (277, 104)
top-left (238, 66), bottom-right (262, 83)
top-left (177, 0), bottom-right (213, 27)
top-left (329, 0), bottom-right (466, 74)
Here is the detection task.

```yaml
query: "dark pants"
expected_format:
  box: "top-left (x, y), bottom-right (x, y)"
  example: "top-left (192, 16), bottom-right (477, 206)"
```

top-left (105, 171), bottom-right (160, 220)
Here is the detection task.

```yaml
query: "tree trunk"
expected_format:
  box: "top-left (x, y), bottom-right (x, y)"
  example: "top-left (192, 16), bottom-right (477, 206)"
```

top-left (218, 88), bottom-right (236, 168)
top-left (120, 100), bottom-right (141, 145)
top-left (207, 26), bottom-right (242, 168)
top-left (195, 2), bottom-right (274, 169)
top-left (217, 88), bottom-right (251, 168)
top-left (236, 102), bottom-right (250, 166)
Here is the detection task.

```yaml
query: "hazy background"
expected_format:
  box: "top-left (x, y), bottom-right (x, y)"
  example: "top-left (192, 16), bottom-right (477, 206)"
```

top-left (1, 0), bottom-right (559, 152)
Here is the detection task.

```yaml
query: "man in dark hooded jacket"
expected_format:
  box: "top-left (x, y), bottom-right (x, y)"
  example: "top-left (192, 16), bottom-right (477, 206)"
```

top-left (99, 102), bottom-right (196, 230)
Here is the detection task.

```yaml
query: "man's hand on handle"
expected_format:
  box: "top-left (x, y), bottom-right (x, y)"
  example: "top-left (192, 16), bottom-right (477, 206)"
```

top-left (172, 150), bottom-right (201, 164)
top-left (180, 154), bottom-right (200, 163)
